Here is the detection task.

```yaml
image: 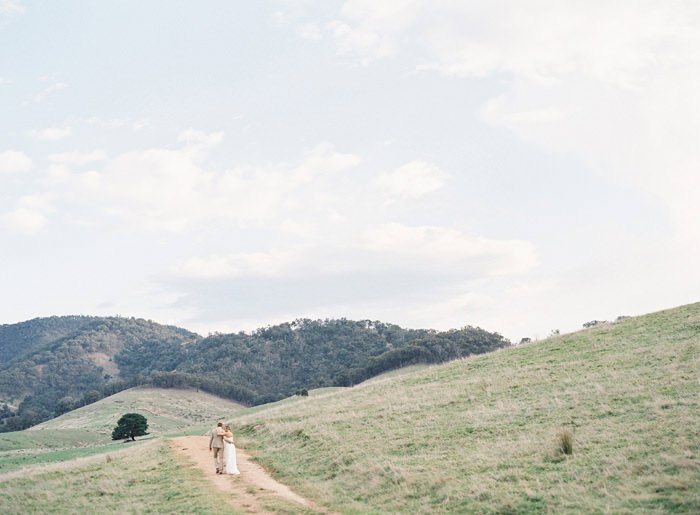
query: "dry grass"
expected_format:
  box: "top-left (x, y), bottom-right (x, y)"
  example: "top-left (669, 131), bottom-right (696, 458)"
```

top-left (228, 302), bottom-right (700, 513)
top-left (0, 440), bottom-right (238, 514)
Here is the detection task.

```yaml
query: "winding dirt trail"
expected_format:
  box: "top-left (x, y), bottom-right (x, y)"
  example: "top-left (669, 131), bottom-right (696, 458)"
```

top-left (169, 436), bottom-right (333, 514)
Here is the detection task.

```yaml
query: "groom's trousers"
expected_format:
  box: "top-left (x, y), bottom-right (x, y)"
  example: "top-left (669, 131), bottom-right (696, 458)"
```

top-left (213, 446), bottom-right (225, 471)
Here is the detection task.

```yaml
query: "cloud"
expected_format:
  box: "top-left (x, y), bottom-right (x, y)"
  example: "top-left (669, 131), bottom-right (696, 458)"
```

top-left (34, 82), bottom-right (67, 103)
top-left (481, 98), bottom-right (569, 125)
top-left (173, 222), bottom-right (537, 285)
top-left (0, 0), bottom-right (24, 16)
top-left (363, 223), bottom-right (538, 276)
top-left (173, 250), bottom-right (301, 279)
top-left (49, 150), bottom-right (107, 166)
top-left (326, 0), bottom-right (422, 62)
top-left (32, 126), bottom-right (72, 141)
top-left (55, 134), bottom-right (361, 232)
top-left (299, 23), bottom-right (323, 40)
top-left (0, 150), bottom-right (31, 173)
top-left (1, 208), bottom-right (46, 234)
top-left (177, 128), bottom-right (224, 160)
top-left (371, 161), bottom-right (448, 200)
top-left (167, 221), bottom-right (538, 331)
top-left (1, 193), bottom-right (54, 234)
top-left (132, 118), bottom-right (149, 131)
top-left (325, 1), bottom-right (693, 86)
top-left (314, 1), bottom-right (700, 244)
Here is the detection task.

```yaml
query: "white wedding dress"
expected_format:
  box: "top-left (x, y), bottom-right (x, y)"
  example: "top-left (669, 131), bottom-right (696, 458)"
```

top-left (223, 439), bottom-right (240, 475)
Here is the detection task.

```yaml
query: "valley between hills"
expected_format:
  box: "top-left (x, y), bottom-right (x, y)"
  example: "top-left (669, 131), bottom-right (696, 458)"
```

top-left (0, 302), bottom-right (698, 513)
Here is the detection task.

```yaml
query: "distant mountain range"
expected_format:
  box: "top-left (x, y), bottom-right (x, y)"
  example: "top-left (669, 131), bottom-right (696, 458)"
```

top-left (0, 315), bottom-right (509, 431)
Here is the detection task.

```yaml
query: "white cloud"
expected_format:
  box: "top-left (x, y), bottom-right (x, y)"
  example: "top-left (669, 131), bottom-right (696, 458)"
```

top-left (92, 147), bottom-right (214, 231)
top-left (327, 0), bottom-right (422, 62)
top-left (292, 142), bottom-right (361, 181)
top-left (55, 134), bottom-right (361, 232)
top-left (315, 0), bottom-right (700, 244)
top-left (174, 250), bottom-right (301, 279)
top-left (0, 150), bottom-right (31, 173)
top-left (0, 1), bottom-right (24, 15)
top-left (49, 150), bottom-right (107, 166)
top-left (371, 161), bottom-right (448, 200)
top-left (32, 126), bottom-right (72, 141)
top-left (177, 128), bottom-right (224, 159)
top-left (481, 98), bottom-right (569, 125)
top-left (34, 82), bottom-right (67, 103)
top-left (172, 221), bottom-right (537, 285)
top-left (364, 223), bottom-right (539, 276)
top-left (1, 208), bottom-right (47, 234)
top-left (1, 193), bottom-right (54, 234)
top-left (17, 194), bottom-right (52, 211)
top-left (132, 118), bottom-right (149, 131)
top-left (299, 23), bottom-right (323, 40)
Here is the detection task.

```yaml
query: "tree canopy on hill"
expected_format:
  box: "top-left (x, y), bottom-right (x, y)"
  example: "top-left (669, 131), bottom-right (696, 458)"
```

top-left (0, 316), bottom-right (509, 432)
top-left (0, 315), bottom-right (98, 364)
top-left (132, 319), bottom-right (510, 405)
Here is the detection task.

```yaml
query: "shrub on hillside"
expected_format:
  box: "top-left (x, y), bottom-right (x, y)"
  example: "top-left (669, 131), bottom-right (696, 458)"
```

top-left (557, 428), bottom-right (574, 455)
top-left (583, 320), bottom-right (608, 328)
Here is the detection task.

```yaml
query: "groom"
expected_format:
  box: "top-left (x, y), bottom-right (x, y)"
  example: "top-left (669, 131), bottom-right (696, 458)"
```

top-left (209, 421), bottom-right (226, 474)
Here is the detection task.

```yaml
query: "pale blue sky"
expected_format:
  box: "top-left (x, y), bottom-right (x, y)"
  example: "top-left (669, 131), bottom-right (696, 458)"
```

top-left (2, 1), bottom-right (699, 340)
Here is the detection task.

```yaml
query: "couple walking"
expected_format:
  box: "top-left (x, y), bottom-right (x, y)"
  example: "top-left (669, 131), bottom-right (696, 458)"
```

top-left (209, 421), bottom-right (240, 475)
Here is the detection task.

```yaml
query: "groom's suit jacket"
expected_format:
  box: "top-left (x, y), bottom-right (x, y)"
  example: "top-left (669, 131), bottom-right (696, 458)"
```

top-left (209, 426), bottom-right (225, 449)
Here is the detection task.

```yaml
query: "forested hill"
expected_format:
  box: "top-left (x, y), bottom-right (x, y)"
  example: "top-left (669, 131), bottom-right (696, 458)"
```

top-left (142, 319), bottom-right (510, 404)
top-left (0, 316), bottom-right (199, 431)
top-left (0, 316), bottom-right (510, 432)
top-left (0, 315), bottom-right (99, 363)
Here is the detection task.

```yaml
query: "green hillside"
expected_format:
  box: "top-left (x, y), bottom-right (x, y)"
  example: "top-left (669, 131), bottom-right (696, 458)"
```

top-left (1, 315), bottom-right (509, 432)
top-left (0, 387), bottom-right (241, 477)
top-left (0, 317), bottom-right (199, 431)
top-left (226, 302), bottom-right (700, 513)
top-left (1, 302), bottom-right (698, 513)
top-left (0, 315), bottom-right (98, 364)
top-left (0, 386), bottom-right (249, 514)
top-left (167, 319), bottom-right (509, 405)
top-left (32, 386), bottom-right (242, 434)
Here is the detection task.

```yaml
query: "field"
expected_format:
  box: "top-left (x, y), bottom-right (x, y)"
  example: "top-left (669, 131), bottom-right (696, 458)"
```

top-left (229, 302), bottom-right (700, 513)
top-left (1, 303), bottom-right (699, 513)
top-left (0, 440), bottom-right (236, 514)
top-left (1, 387), bottom-right (243, 479)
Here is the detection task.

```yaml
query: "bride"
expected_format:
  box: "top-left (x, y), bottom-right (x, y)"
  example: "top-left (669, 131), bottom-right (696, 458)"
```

top-left (223, 425), bottom-right (240, 475)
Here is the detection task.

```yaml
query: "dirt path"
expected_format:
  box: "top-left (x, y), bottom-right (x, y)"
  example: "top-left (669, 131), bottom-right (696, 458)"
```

top-left (169, 436), bottom-right (333, 514)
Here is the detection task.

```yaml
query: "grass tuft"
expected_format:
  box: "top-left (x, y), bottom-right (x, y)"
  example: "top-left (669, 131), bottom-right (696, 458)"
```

top-left (556, 428), bottom-right (574, 455)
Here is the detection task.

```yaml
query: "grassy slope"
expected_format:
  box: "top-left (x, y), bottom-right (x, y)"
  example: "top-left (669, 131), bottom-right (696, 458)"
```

top-left (32, 386), bottom-right (243, 434)
top-left (0, 441), bottom-right (238, 514)
top-left (0, 387), bottom-right (246, 513)
top-left (0, 387), bottom-right (242, 474)
top-left (230, 303), bottom-right (700, 514)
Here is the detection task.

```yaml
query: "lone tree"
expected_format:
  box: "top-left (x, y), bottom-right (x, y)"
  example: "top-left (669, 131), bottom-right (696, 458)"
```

top-left (112, 413), bottom-right (149, 441)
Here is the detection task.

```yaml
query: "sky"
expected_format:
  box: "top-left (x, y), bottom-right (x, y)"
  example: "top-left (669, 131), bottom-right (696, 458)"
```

top-left (1, 0), bottom-right (699, 341)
